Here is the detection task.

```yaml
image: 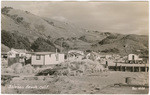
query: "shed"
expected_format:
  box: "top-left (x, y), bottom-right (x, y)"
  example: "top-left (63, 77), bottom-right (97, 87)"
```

top-left (128, 54), bottom-right (142, 61)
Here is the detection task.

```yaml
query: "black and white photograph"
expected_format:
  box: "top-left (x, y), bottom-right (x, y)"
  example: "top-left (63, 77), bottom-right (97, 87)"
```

top-left (1, 1), bottom-right (149, 94)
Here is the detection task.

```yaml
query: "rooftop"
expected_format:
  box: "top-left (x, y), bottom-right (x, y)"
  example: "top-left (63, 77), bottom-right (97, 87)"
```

top-left (30, 52), bottom-right (63, 55)
top-left (11, 48), bottom-right (27, 53)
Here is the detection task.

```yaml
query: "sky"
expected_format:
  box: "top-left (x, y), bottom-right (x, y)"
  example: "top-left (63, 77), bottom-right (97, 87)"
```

top-left (2, 1), bottom-right (149, 35)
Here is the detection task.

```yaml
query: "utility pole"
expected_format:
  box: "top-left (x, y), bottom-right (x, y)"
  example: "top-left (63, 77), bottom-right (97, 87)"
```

top-left (60, 39), bottom-right (63, 53)
top-left (124, 45), bottom-right (128, 63)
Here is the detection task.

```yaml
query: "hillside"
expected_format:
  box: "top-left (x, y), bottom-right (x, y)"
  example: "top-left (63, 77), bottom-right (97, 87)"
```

top-left (1, 44), bottom-right (10, 52)
top-left (1, 7), bottom-right (148, 55)
top-left (1, 7), bottom-right (107, 52)
top-left (92, 34), bottom-right (148, 56)
top-left (1, 7), bottom-right (90, 42)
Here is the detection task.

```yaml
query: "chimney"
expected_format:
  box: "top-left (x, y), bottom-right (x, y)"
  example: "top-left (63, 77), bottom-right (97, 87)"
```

top-left (56, 49), bottom-right (57, 54)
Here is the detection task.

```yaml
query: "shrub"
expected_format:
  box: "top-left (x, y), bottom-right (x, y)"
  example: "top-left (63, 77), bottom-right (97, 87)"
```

top-left (1, 6), bottom-right (13, 15)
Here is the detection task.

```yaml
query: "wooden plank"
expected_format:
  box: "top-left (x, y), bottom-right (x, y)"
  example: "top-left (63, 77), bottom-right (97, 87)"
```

top-left (139, 67), bottom-right (141, 72)
top-left (114, 83), bottom-right (149, 88)
top-left (132, 66), bottom-right (134, 72)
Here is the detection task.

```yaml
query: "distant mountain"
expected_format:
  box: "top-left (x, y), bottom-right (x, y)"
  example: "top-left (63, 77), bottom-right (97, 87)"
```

top-left (92, 34), bottom-right (148, 56)
top-left (1, 7), bottom-right (148, 55)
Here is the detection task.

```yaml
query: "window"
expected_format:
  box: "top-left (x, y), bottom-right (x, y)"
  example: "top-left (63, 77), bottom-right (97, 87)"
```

top-left (36, 55), bottom-right (41, 60)
top-left (16, 54), bottom-right (19, 57)
top-left (21, 54), bottom-right (23, 57)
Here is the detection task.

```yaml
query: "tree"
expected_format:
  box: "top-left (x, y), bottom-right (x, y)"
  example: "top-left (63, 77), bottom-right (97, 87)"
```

top-left (1, 30), bottom-right (31, 50)
top-left (31, 37), bottom-right (59, 52)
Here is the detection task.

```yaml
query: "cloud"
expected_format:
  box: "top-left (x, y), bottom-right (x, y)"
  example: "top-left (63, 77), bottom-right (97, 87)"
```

top-left (52, 16), bottom-right (69, 22)
top-left (1, 1), bottom-right (149, 35)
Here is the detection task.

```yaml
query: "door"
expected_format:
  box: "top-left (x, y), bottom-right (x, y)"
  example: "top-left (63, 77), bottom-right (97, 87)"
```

top-left (132, 55), bottom-right (134, 60)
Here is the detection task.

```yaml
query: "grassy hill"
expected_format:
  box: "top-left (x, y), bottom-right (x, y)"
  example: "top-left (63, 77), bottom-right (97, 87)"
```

top-left (1, 7), bottom-right (89, 42)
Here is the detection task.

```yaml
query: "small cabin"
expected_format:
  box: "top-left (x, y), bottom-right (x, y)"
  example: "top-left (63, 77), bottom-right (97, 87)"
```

top-left (7, 48), bottom-right (27, 58)
top-left (105, 55), bottom-right (113, 59)
top-left (31, 52), bottom-right (64, 66)
top-left (68, 50), bottom-right (84, 61)
top-left (128, 54), bottom-right (142, 61)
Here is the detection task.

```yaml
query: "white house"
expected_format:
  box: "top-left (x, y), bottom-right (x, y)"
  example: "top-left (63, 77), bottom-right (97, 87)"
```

top-left (86, 52), bottom-right (114, 61)
top-left (31, 52), bottom-right (64, 65)
top-left (68, 50), bottom-right (84, 55)
top-left (128, 54), bottom-right (142, 61)
top-left (105, 55), bottom-right (113, 59)
top-left (68, 50), bottom-right (84, 61)
top-left (7, 48), bottom-right (27, 58)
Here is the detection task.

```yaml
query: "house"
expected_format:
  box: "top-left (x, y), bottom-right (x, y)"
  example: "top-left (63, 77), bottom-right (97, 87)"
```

top-left (105, 55), bottom-right (113, 59)
top-left (7, 48), bottom-right (27, 58)
top-left (86, 52), bottom-right (101, 61)
top-left (68, 50), bottom-right (84, 61)
top-left (112, 54), bottom-right (121, 60)
top-left (31, 52), bottom-right (64, 65)
top-left (86, 52), bottom-right (114, 61)
top-left (68, 50), bottom-right (84, 55)
top-left (7, 49), bottom-right (27, 65)
top-left (128, 54), bottom-right (142, 61)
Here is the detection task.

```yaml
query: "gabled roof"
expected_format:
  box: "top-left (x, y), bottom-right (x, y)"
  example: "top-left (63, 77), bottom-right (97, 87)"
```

top-left (1, 52), bottom-right (7, 55)
top-left (68, 52), bottom-right (84, 56)
top-left (68, 50), bottom-right (84, 55)
top-left (10, 48), bottom-right (27, 53)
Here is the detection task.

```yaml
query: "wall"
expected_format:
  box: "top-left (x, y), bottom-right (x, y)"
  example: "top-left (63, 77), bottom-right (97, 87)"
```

top-left (45, 54), bottom-right (64, 65)
top-left (31, 53), bottom-right (65, 65)
top-left (19, 53), bottom-right (26, 57)
top-left (31, 55), bottom-right (44, 65)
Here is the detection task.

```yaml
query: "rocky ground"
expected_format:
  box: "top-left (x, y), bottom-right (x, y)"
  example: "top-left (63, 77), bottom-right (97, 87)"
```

top-left (1, 58), bottom-right (148, 94)
top-left (2, 71), bottom-right (149, 94)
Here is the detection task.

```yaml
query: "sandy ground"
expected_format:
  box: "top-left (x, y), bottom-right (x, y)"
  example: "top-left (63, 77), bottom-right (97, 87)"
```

top-left (1, 71), bottom-right (149, 94)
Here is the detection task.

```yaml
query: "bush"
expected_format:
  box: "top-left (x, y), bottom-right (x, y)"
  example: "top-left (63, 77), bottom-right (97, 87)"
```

top-left (2, 67), bottom-right (14, 73)
top-left (22, 64), bottom-right (35, 74)
top-left (101, 48), bottom-right (119, 53)
top-left (16, 17), bottom-right (23, 23)
top-left (1, 6), bottom-right (13, 15)
top-left (1, 30), bottom-right (31, 50)
top-left (10, 63), bottom-right (23, 74)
